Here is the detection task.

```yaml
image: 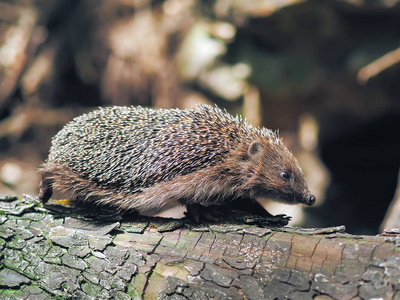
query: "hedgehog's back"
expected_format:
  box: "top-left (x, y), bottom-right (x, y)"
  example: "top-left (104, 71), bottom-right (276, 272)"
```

top-left (47, 105), bottom-right (260, 193)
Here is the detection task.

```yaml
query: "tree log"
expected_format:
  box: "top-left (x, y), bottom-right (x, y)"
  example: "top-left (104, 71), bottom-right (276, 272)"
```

top-left (0, 195), bottom-right (399, 299)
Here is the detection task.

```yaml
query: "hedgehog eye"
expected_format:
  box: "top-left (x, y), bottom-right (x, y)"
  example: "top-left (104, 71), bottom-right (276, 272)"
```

top-left (280, 171), bottom-right (290, 181)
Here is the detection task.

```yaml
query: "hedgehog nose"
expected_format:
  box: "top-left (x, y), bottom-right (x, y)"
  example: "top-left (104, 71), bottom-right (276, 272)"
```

top-left (305, 194), bottom-right (316, 206)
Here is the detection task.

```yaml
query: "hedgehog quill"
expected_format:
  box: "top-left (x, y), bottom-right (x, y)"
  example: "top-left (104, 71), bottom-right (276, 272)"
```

top-left (39, 105), bottom-right (315, 222)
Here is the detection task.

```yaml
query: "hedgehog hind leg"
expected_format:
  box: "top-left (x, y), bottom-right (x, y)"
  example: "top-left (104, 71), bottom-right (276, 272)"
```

top-left (38, 171), bottom-right (53, 204)
top-left (39, 162), bottom-right (137, 212)
top-left (38, 163), bottom-right (82, 205)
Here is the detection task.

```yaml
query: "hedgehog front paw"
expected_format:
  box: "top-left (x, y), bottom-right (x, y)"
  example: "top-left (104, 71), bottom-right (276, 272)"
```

top-left (267, 214), bottom-right (292, 226)
top-left (256, 214), bottom-right (292, 226)
top-left (242, 213), bottom-right (292, 227)
top-left (185, 204), bottom-right (223, 223)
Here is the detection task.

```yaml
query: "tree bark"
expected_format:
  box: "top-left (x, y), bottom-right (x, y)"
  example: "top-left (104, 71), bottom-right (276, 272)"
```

top-left (0, 195), bottom-right (399, 300)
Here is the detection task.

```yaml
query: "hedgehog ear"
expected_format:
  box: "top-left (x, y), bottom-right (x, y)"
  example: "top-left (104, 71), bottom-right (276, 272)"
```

top-left (248, 141), bottom-right (264, 157)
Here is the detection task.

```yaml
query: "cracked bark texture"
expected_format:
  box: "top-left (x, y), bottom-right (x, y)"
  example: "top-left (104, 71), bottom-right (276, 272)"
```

top-left (0, 195), bottom-right (399, 300)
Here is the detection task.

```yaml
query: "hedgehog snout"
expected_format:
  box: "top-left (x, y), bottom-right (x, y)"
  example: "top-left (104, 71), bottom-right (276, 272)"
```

top-left (304, 193), bottom-right (316, 206)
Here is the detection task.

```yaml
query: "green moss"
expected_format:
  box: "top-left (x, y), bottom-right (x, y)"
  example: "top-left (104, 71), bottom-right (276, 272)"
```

top-left (127, 272), bottom-right (146, 299)
top-left (0, 238), bottom-right (6, 251)
top-left (81, 281), bottom-right (103, 297)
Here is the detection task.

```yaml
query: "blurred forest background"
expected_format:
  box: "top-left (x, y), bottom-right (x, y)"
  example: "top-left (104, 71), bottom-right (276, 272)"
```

top-left (0, 0), bottom-right (400, 235)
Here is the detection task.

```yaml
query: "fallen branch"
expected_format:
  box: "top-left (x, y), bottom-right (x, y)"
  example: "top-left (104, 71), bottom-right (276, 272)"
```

top-left (0, 195), bottom-right (399, 299)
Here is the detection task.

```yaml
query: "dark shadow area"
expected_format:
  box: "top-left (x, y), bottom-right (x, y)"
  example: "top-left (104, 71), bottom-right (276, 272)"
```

top-left (306, 113), bottom-right (400, 234)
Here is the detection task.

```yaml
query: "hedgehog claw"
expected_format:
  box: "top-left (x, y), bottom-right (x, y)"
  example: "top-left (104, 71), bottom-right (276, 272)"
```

top-left (244, 213), bottom-right (291, 227)
top-left (266, 214), bottom-right (291, 226)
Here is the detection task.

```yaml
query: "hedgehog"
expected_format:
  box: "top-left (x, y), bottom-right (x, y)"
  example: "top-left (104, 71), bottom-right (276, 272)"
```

top-left (38, 105), bottom-right (315, 222)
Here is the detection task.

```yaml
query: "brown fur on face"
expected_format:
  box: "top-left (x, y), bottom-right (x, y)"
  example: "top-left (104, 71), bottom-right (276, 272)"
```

top-left (236, 140), bottom-right (313, 206)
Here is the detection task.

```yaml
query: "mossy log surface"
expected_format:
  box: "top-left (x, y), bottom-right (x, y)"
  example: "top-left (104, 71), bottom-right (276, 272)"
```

top-left (0, 195), bottom-right (399, 299)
